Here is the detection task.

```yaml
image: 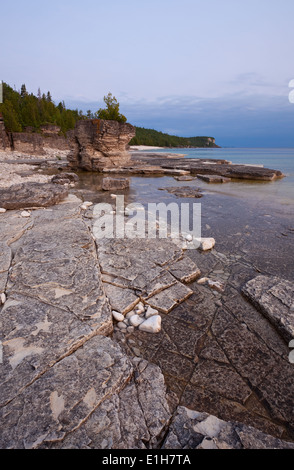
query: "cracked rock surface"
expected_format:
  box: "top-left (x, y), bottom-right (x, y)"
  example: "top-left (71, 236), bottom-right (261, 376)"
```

top-left (1, 190), bottom-right (294, 449)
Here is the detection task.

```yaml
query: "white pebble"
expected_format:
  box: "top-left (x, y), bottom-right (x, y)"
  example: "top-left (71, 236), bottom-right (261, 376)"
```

top-left (145, 306), bottom-right (159, 319)
top-left (195, 238), bottom-right (216, 251)
top-left (112, 311), bottom-right (125, 322)
top-left (197, 277), bottom-right (209, 285)
top-left (0, 293), bottom-right (6, 305)
top-left (126, 310), bottom-right (136, 319)
top-left (117, 322), bottom-right (127, 330)
top-left (0, 208), bottom-right (6, 214)
top-left (83, 201), bottom-right (93, 207)
top-left (139, 315), bottom-right (162, 334)
top-left (21, 211), bottom-right (31, 218)
top-left (186, 234), bottom-right (193, 242)
top-left (135, 302), bottom-right (145, 314)
top-left (110, 194), bottom-right (117, 199)
top-left (129, 314), bottom-right (145, 327)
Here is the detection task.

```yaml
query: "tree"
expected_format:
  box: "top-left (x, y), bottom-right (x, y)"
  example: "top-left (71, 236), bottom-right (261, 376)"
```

top-left (20, 84), bottom-right (28, 98)
top-left (95, 93), bottom-right (127, 123)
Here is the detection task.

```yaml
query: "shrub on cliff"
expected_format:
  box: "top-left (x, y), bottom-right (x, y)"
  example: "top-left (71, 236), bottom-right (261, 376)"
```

top-left (95, 93), bottom-right (127, 124)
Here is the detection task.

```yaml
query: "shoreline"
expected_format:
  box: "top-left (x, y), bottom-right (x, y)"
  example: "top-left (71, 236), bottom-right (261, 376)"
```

top-left (0, 149), bottom-right (294, 448)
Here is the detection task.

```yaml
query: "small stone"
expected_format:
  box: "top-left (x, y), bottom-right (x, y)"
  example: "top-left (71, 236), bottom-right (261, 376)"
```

top-left (126, 310), bottom-right (136, 319)
top-left (136, 302), bottom-right (145, 313)
top-left (0, 208), bottom-right (6, 214)
top-left (145, 306), bottom-right (159, 319)
top-left (112, 311), bottom-right (125, 322)
top-left (186, 234), bottom-right (193, 242)
top-left (83, 201), bottom-right (93, 207)
top-left (21, 211), bottom-right (31, 218)
top-left (117, 322), bottom-right (127, 330)
top-left (127, 326), bottom-right (135, 334)
top-left (0, 293), bottom-right (6, 305)
top-left (197, 277), bottom-right (209, 285)
top-left (207, 280), bottom-right (225, 293)
top-left (129, 315), bottom-right (145, 327)
top-left (196, 238), bottom-right (216, 251)
top-left (139, 315), bottom-right (162, 334)
top-left (132, 347), bottom-right (141, 357)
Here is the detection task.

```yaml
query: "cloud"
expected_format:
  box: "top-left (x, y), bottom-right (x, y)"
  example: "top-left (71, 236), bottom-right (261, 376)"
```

top-left (65, 90), bottom-right (294, 147)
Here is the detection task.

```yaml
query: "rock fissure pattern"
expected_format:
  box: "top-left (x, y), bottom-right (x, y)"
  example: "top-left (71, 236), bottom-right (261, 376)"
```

top-left (0, 193), bottom-right (294, 449)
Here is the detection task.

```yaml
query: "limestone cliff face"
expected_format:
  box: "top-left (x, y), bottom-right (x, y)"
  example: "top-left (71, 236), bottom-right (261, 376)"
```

top-left (0, 119), bottom-right (73, 154)
top-left (67, 119), bottom-right (136, 171)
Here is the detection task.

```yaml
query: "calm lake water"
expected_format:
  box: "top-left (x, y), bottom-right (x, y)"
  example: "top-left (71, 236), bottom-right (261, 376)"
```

top-left (142, 147), bottom-right (294, 210)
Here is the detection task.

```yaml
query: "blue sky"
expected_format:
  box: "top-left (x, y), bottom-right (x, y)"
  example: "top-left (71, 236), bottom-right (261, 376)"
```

top-left (1, 0), bottom-right (294, 147)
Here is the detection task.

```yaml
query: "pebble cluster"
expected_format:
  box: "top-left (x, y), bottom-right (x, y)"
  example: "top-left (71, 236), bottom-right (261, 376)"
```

top-left (113, 302), bottom-right (162, 334)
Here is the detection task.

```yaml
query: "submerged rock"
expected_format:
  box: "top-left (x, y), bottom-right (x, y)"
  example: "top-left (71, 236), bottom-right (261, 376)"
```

top-left (159, 186), bottom-right (203, 198)
top-left (102, 177), bottom-right (130, 191)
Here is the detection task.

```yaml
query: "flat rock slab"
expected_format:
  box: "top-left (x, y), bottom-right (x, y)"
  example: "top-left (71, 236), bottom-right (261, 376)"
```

top-left (40, 359), bottom-right (172, 449)
top-left (146, 281), bottom-right (193, 314)
top-left (0, 336), bottom-right (133, 449)
top-left (197, 174), bottom-right (231, 183)
top-left (0, 182), bottom-right (68, 209)
top-left (103, 284), bottom-right (139, 314)
top-left (168, 256), bottom-right (201, 283)
top-left (162, 406), bottom-right (294, 449)
top-left (0, 204), bottom-right (112, 406)
top-left (242, 275), bottom-right (294, 342)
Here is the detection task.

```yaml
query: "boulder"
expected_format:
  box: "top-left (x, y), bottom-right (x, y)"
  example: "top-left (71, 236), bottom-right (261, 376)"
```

top-left (0, 182), bottom-right (68, 210)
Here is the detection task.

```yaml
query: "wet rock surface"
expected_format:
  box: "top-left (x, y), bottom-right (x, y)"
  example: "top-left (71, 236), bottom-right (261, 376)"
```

top-left (242, 275), bottom-right (294, 342)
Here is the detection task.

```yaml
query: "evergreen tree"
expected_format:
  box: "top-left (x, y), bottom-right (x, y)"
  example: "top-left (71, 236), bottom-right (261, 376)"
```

top-left (95, 93), bottom-right (127, 123)
top-left (20, 84), bottom-right (28, 98)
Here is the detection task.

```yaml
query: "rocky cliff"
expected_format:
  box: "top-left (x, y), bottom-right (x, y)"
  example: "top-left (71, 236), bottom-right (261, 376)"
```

top-left (68, 119), bottom-right (136, 171)
top-left (0, 121), bottom-right (73, 155)
top-left (0, 117), bottom-right (136, 171)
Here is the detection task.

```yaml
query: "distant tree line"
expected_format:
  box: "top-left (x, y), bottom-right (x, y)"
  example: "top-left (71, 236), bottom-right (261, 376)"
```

top-left (129, 127), bottom-right (216, 148)
top-left (0, 82), bottom-right (84, 134)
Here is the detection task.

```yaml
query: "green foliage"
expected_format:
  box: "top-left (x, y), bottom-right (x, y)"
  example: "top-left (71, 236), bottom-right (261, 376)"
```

top-left (0, 82), bottom-right (84, 134)
top-left (95, 93), bottom-right (127, 123)
top-left (129, 126), bottom-right (216, 148)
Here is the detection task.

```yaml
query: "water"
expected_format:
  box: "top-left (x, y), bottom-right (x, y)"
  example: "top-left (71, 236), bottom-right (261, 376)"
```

top-left (143, 147), bottom-right (294, 210)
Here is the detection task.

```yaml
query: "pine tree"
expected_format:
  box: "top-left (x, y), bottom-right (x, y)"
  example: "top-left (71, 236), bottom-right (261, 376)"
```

top-left (95, 93), bottom-right (127, 123)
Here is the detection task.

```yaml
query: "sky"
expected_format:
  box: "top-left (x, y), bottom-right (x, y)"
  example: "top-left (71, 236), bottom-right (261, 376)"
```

top-left (1, 0), bottom-right (294, 147)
